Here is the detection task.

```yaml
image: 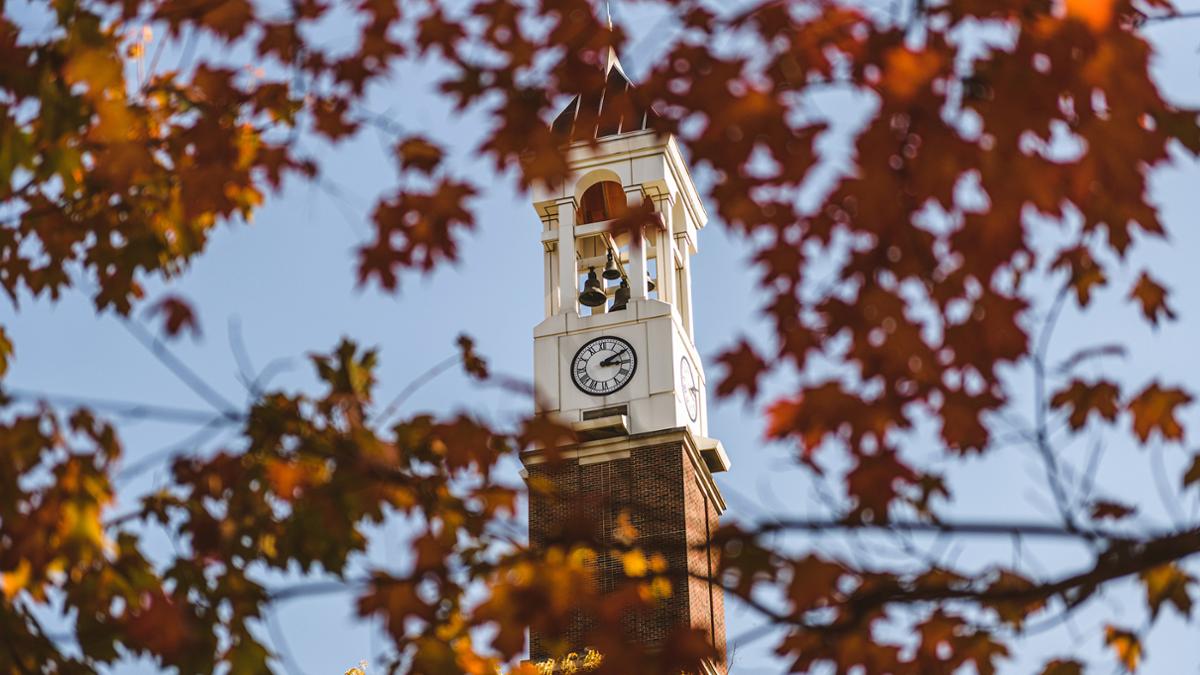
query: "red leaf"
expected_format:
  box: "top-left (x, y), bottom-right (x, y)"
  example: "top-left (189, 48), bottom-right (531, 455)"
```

top-left (1050, 379), bottom-right (1121, 430)
top-left (1129, 272), bottom-right (1176, 326)
top-left (396, 136), bottom-right (444, 174)
top-left (714, 339), bottom-right (767, 400)
top-left (1051, 245), bottom-right (1107, 307)
top-left (845, 448), bottom-right (917, 521)
top-left (1089, 500), bottom-right (1136, 521)
top-left (146, 295), bottom-right (200, 339)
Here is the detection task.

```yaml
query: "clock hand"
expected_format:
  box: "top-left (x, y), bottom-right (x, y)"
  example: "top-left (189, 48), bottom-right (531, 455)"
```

top-left (599, 354), bottom-right (628, 367)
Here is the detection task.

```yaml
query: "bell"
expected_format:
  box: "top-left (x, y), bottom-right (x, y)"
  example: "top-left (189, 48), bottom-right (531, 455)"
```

top-left (648, 278), bottom-right (656, 292)
top-left (610, 280), bottom-right (630, 312)
top-left (578, 268), bottom-right (608, 307)
top-left (602, 251), bottom-right (621, 280)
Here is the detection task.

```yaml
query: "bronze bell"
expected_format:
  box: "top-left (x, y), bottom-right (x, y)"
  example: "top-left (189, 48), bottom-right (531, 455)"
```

top-left (579, 267), bottom-right (607, 307)
top-left (648, 277), bottom-right (656, 292)
top-left (610, 279), bottom-right (630, 311)
top-left (602, 251), bottom-right (621, 280)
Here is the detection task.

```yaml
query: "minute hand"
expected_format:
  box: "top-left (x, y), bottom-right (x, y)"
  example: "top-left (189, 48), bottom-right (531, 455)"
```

top-left (600, 354), bottom-right (627, 367)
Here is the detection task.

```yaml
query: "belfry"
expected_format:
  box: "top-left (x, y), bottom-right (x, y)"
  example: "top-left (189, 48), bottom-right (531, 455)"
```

top-left (521, 51), bottom-right (730, 674)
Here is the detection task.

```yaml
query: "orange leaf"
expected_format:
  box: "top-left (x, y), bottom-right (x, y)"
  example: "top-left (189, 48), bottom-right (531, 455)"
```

top-left (882, 47), bottom-right (942, 101)
top-left (1065, 0), bottom-right (1116, 32)
top-left (1104, 625), bottom-right (1142, 672)
top-left (1139, 563), bottom-right (1194, 620)
top-left (1127, 382), bottom-right (1192, 442)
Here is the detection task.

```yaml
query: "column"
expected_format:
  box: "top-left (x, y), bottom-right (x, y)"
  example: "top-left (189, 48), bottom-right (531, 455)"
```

top-left (655, 196), bottom-right (675, 305)
top-left (545, 243), bottom-right (557, 316)
top-left (557, 199), bottom-right (577, 315)
top-left (626, 189), bottom-right (647, 301)
top-left (679, 239), bottom-right (694, 336)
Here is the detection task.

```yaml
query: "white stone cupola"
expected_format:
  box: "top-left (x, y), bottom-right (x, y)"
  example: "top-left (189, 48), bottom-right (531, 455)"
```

top-left (528, 57), bottom-right (728, 473)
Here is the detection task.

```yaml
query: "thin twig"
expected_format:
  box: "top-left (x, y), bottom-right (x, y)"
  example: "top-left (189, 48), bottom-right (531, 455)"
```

top-left (121, 318), bottom-right (241, 419)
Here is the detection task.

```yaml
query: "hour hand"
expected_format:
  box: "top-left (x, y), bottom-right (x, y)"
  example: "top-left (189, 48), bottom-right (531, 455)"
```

top-left (600, 354), bottom-right (627, 367)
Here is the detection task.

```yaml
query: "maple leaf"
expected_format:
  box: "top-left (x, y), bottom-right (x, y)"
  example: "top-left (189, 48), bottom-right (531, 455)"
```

top-left (1128, 272), bottom-right (1176, 326)
top-left (714, 339), bottom-right (767, 400)
top-left (1051, 245), bottom-right (1107, 307)
top-left (396, 136), bottom-right (445, 174)
top-left (1066, 0), bottom-right (1116, 32)
top-left (146, 295), bottom-right (201, 340)
top-left (1050, 379), bottom-right (1121, 430)
top-left (845, 449), bottom-right (918, 522)
top-left (1104, 625), bottom-right (1142, 672)
top-left (1127, 382), bottom-right (1193, 443)
top-left (1139, 563), bottom-right (1194, 620)
top-left (882, 46), bottom-right (943, 101)
top-left (456, 334), bottom-right (489, 380)
top-left (124, 591), bottom-right (195, 659)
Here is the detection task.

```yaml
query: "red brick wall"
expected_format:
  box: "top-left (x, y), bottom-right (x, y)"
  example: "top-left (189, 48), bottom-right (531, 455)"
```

top-left (526, 440), bottom-right (725, 671)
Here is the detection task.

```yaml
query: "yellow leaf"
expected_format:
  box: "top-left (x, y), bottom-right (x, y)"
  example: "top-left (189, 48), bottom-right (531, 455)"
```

top-left (1, 560), bottom-right (31, 601)
top-left (1139, 563), bottom-right (1194, 620)
top-left (64, 49), bottom-right (124, 96)
top-left (621, 549), bottom-right (649, 577)
top-left (1104, 625), bottom-right (1142, 672)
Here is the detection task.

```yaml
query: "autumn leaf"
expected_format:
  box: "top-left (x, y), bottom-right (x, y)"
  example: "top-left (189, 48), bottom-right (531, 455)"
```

top-left (1039, 659), bottom-right (1083, 675)
top-left (1065, 0), bottom-right (1116, 32)
top-left (1052, 245), bottom-right (1107, 307)
top-left (1128, 382), bottom-right (1193, 442)
top-left (1089, 500), bottom-right (1136, 521)
top-left (1139, 563), bottom-right (1194, 620)
top-left (882, 47), bottom-right (943, 101)
top-left (1104, 625), bottom-right (1142, 672)
top-left (714, 339), bottom-right (767, 400)
top-left (397, 136), bottom-right (445, 174)
top-left (125, 591), bottom-right (195, 659)
top-left (1128, 272), bottom-right (1176, 327)
top-left (0, 325), bottom-right (11, 378)
top-left (1183, 453), bottom-right (1200, 489)
top-left (146, 295), bottom-right (201, 339)
top-left (1050, 379), bottom-right (1121, 430)
top-left (456, 334), bottom-right (489, 379)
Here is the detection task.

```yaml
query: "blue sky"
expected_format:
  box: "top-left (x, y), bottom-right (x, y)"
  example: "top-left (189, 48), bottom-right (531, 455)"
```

top-left (5, 1), bottom-right (1200, 673)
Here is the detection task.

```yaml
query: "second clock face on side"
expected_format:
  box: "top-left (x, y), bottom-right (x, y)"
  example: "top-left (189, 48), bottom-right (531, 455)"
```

top-left (571, 336), bottom-right (637, 396)
top-left (680, 356), bottom-right (699, 421)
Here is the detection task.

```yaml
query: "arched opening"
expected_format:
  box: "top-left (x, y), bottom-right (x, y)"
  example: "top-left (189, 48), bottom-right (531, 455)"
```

top-left (578, 181), bottom-right (627, 224)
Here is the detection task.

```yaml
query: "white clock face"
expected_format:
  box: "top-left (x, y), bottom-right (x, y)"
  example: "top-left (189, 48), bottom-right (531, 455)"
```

top-left (680, 356), bottom-right (699, 421)
top-left (571, 336), bottom-right (637, 396)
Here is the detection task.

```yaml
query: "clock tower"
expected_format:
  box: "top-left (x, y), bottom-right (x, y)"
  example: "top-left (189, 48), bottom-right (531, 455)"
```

top-left (522, 54), bottom-right (730, 674)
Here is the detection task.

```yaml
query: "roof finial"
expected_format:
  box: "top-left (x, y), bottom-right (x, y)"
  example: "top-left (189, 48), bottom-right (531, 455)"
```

top-left (603, 0), bottom-right (622, 74)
